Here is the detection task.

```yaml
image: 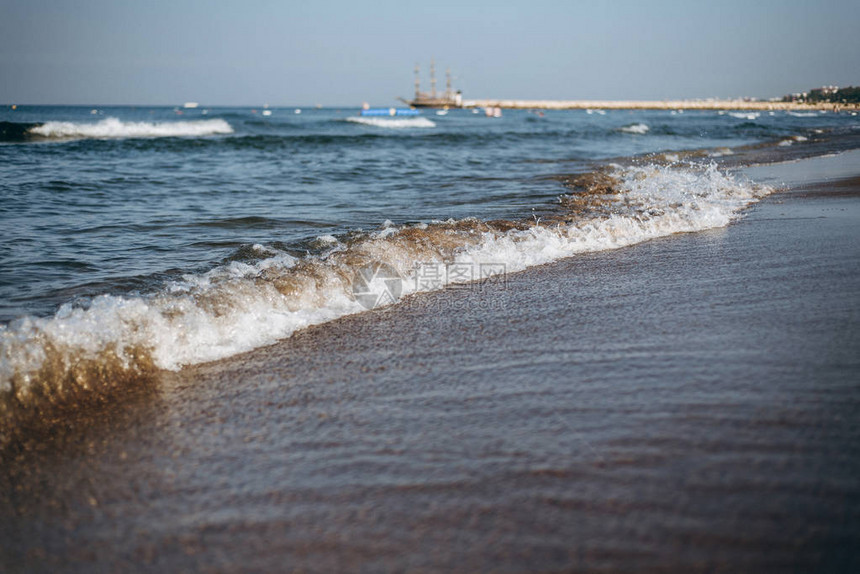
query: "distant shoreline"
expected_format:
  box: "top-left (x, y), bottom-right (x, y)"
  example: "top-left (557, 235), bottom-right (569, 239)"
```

top-left (4, 101), bottom-right (858, 111)
top-left (463, 99), bottom-right (858, 111)
top-left (4, 101), bottom-right (857, 111)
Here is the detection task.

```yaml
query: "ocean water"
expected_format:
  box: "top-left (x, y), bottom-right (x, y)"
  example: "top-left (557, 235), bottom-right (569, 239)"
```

top-left (1, 105), bottom-right (858, 429)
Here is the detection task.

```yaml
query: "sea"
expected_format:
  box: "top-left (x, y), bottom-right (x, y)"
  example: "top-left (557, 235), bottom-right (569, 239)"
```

top-left (2, 104), bottom-right (860, 572)
top-left (1, 105), bottom-right (858, 428)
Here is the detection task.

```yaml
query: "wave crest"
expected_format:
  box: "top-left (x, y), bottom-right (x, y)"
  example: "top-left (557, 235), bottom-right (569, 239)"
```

top-left (0, 163), bottom-right (772, 440)
top-left (345, 116), bottom-right (436, 129)
top-left (618, 123), bottom-right (650, 134)
top-left (27, 117), bottom-right (233, 139)
top-left (729, 112), bottom-right (760, 120)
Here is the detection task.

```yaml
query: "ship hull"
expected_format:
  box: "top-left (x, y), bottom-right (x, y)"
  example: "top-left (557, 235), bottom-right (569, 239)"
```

top-left (407, 99), bottom-right (462, 109)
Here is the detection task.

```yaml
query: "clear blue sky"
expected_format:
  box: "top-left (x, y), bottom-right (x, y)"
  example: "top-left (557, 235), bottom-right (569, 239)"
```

top-left (1, 0), bottom-right (858, 106)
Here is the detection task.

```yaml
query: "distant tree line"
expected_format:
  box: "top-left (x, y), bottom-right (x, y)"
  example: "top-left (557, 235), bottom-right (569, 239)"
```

top-left (784, 86), bottom-right (860, 104)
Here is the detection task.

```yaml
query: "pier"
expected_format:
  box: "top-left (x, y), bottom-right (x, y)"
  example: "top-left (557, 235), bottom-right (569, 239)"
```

top-left (462, 99), bottom-right (856, 111)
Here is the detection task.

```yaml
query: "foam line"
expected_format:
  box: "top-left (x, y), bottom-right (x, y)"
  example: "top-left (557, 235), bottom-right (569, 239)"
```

top-left (28, 118), bottom-right (233, 139)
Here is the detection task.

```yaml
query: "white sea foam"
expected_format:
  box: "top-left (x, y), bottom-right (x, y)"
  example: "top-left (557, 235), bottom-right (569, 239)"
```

top-left (619, 123), bottom-right (649, 134)
top-left (728, 112), bottom-right (760, 120)
top-left (0, 163), bottom-right (772, 407)
top-left (778, 135), bottom-right (809, 146)
top-left (28, 117), bottom-right (234, 139)
top-left (437, 163), bottom-right (770, 282)
top-left (345, 117), bottom-right (436, 129)
top-left (709, 147), bottom-right (734, 157)
top-left (787, 112), bottom-right (818, 118)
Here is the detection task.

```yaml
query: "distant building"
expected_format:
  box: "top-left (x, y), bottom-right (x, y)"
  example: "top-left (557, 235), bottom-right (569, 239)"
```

top-left (784, 85), bottom-right (858, 104)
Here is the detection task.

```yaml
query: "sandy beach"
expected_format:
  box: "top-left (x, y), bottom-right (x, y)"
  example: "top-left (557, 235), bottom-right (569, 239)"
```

top-left (1, 150), bottom-right (858, 572)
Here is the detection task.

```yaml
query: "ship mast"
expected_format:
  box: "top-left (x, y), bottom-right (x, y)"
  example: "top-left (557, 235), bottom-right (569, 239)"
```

top-left (407, 60), bottom-right (461, 107)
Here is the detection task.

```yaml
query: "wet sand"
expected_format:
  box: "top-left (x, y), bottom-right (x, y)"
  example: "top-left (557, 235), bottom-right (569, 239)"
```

top-left (2, 155), bottom-right (860, 573)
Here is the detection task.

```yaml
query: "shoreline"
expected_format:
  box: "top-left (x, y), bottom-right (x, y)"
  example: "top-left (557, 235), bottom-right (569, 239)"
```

top-left (463, 98), bottom-right (858, 111)
top-left (2, 150), bottom-right (859, 572)
top-left (3, 134), bottom-right (859, 448)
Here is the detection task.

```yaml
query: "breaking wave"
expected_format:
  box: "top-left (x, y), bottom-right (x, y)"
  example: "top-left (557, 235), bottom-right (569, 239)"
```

top-left (778, 135), bottom-right (810, 146)
top-left (345, 116), bottom-right (436, 129)
top-left (618, 123), bottom-right (650, 135)
top-left (0, 163), bottom-right (772, 439)
top-left (729, 112), bottom-right (760, 120)
top-left (26, 117), bottom-right (233, 140)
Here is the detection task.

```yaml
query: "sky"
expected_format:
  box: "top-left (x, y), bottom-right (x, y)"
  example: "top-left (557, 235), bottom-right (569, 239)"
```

top-left (1, 0), bottom-right (858, 106)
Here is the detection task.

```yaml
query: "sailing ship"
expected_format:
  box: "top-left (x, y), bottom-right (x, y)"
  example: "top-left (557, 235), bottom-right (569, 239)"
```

top-left (400, 60), bottom-right (463, 109)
